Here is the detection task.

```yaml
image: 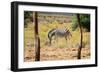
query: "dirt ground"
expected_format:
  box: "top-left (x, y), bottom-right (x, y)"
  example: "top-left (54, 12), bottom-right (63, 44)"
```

top-left (24, 46), bottom-right (90, 62)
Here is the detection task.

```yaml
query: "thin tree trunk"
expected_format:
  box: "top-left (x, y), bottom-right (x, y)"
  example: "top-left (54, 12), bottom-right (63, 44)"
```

top-left (34, 12), bottom-right (40, 61)
top-left (77, 14), bottom-right (83, 59)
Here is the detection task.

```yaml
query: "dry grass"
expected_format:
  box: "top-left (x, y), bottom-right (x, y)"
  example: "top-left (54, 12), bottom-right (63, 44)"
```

top-left (24, 47), bottom-right (90, 62)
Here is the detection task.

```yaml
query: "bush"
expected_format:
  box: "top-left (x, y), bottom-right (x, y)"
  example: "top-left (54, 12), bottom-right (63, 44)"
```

top-left (24, 11), bottom-right (33, 28)
top-left (72, 14), bottom-right (90, 31)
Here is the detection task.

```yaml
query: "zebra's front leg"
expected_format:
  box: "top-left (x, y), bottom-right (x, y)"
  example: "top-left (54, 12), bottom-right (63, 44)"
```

top-left (65, 37), bottom-right (68, 47)
top-left (65, 37), bottom-right (67, 43)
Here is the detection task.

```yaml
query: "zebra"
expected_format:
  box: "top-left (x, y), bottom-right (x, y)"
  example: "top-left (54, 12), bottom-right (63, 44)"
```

top-left (48, 28), bottom-right (72, 45)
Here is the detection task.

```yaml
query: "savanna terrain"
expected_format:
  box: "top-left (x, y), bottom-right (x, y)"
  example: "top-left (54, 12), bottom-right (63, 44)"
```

top-left (24, 12), bottom-right (90, 62)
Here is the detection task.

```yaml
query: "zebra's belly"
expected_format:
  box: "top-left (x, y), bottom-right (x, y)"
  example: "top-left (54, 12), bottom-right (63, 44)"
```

top-left (54, 34), bottom-right (66, 37)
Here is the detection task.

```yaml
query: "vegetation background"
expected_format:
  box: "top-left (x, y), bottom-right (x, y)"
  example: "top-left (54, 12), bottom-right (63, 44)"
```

top-left (24, 11), bottom-right (90, 62)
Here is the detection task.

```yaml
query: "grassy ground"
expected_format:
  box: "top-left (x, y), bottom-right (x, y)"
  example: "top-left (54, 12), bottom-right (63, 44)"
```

top-left (24, 22), bottom-right (90, 62)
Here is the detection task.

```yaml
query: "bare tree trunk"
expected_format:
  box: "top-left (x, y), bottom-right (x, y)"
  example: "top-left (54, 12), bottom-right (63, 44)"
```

top-left (77, 14), bottom-right (83, 59)
top-left (34, 12), bottom-right (40, 61)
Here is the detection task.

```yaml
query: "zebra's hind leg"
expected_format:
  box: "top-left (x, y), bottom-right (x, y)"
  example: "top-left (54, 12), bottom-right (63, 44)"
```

top-left (49, 38), bottom-right (52, 46)
top-left (55, 35), bottom-right (58, 48)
